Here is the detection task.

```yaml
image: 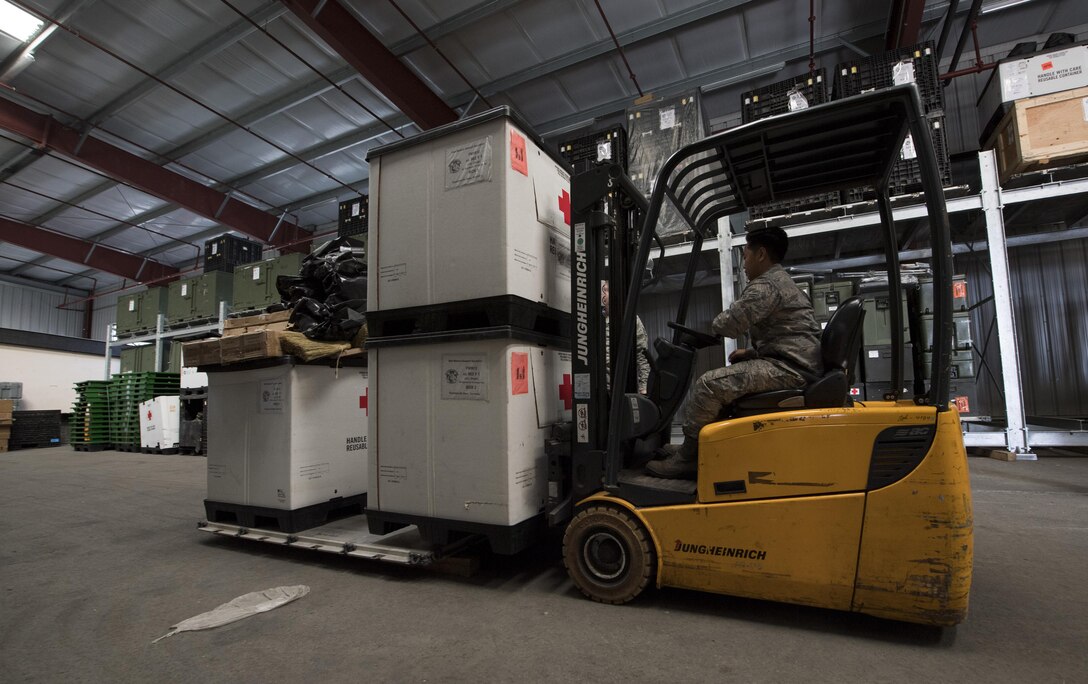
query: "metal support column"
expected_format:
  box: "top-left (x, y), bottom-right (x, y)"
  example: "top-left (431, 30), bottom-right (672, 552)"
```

top-left (103, 323), bottom-right (114, 380)
top-left (717, 218), bottom-right (738, 361)
top-left (153, 314), bottom-right (165, 372)
top-left (978, 150), bottom-right (1034, 459)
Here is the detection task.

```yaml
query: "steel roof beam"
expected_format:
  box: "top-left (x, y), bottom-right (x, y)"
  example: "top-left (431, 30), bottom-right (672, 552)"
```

top-left (0, 216), bottom-right (179, 283)
top-left (385, 0), bottom-right (523, 55)
top-left (0, 96), bottom-right (301, 246)
top-left (885, 0), bottom-right (926, 49)
top-left (282, 0), bottom-right (458, 130)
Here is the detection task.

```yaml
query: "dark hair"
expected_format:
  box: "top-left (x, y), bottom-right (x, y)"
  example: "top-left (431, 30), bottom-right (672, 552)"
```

top-left (746, 227), bottom-right (788, 263)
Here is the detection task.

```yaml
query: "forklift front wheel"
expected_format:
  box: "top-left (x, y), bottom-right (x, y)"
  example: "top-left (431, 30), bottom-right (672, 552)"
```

top-left (563, 505), bottom-right (655, 604)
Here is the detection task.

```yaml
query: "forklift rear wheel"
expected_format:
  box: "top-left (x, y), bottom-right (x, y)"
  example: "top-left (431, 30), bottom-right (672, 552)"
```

top-left (563, 505), bottom-right (654, 604)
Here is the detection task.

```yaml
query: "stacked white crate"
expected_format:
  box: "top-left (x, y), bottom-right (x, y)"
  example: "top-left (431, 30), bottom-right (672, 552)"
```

top-left (139, 396), bottom-right (180, 449)
top-left (366, 107), bottom-right (573, 551)
top-left (205, 361), bottom-right (369, 516)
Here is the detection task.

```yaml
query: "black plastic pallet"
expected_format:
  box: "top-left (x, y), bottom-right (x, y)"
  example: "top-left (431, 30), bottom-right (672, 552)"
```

top-left (366, 295), bottom-right (570, 339)
top-left (180, 387), bottom-right (208, 400)
top-left (833, 40), bottom-right (943, 114)
top-left (113, 444), bottom-right (142, 453)
top-left (742, 68), bottom-right (829, 124)
top-left (141, 447), bottom-right (180, 455)
top-left (177, 446), bottom-right (203, 456)
top-left (557, 125), bottom-right (628, 173)
top-left (204, 494), bottom-right (368, 534)
top-left (749, 190), bottom-right (841, 219)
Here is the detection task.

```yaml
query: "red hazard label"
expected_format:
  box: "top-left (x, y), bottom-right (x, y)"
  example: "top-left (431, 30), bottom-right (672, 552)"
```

top-left (511, 352), bottom-right (528, 395)
top-left (510, 129), bottom-right (528, 176)
top-left (558, 189), bottom-right (571, 226)
top-left (1041, 61), bottom-right (1054, 70)
top-left (953, 281), bottom-right (967, 299)
top-left (954, 395), bottom-right (970, 413)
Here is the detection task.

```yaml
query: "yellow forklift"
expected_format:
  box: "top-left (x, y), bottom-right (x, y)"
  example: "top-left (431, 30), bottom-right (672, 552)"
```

top-left (548, 85), bottom-right (973, 626)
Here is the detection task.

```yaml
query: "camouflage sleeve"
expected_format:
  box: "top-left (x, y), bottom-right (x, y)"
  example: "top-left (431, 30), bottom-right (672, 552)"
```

top-left (710, 278), bottom-right (781, 339)
top-left (636, 316), bottom-right (651, 394)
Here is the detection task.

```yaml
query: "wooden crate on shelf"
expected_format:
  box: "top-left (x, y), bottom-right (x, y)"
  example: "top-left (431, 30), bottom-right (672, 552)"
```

top-left (219, 331), bottom-right (284, 364)
top-left (986, 86), bottom-right (1088, 183)
top-left (222, 310), bottom-right (291, 338)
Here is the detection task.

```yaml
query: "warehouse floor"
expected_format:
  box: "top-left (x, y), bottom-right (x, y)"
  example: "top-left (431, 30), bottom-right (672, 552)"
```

top-left (1, 448), bottom-right (1086, 682)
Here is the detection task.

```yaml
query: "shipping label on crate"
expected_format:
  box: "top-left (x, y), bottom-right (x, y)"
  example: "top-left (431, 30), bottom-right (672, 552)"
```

top-left (445, 137), bottom-right (493, 190)
top-left (259, 379), bottom-right (285, 413)
top-left (441, 354), bottom-right (488, 400)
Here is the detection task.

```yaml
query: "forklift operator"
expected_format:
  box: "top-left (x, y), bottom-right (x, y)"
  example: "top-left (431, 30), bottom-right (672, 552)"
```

top-left (647, 227), bottom-right (821, 479)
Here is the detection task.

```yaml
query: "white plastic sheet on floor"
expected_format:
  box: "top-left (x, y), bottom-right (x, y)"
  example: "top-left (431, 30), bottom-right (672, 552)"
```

top-left (152, 585), bottom-right (310, 643)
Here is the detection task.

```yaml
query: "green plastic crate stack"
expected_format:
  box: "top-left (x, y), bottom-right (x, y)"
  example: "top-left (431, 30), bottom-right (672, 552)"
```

top-left (108, 372), bottom-right (180, 449)
top-left (71, 380), bottom-right (112, 449)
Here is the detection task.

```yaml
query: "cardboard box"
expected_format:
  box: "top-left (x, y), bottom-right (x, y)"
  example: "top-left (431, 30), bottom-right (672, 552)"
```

top-left (986, 86), bottom-right (1088, 183)
top-left (222, 310), bottom-right (291, 337)
top-left (182, 338), bottom-right (221, 367)
top-left (219, 331), bottom-right (283, 364)
top-left (0, 399), bottom-right (14, 414)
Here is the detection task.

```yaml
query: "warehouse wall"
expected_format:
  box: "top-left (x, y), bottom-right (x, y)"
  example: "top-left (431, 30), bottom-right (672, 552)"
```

top-left (961, 237), bottom-right (1088, 419)
top-left (90, 290), bottom-right (122, 342)
top-left (0, 345), bottom-right (118, 411)
top-left (0, 280), bottom-right (84, 337)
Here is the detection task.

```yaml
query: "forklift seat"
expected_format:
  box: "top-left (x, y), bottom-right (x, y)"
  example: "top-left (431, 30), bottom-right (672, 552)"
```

top-left (732, 297), bottom-right (865, 417)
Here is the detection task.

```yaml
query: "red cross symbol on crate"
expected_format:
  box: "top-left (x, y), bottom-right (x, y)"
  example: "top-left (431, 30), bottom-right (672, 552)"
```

top-left (558, 373), bottom-right (573, 411)
top-left (359, 388), bottom-right (369, 415)
top-left (558, 190), bottom-right (571, 226)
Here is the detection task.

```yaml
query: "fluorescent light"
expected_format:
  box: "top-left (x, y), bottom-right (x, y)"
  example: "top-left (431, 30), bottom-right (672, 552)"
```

top-left (980, 0), bottom-right (1035, 15)
top-left (0, 0), bottom-right (43, 41)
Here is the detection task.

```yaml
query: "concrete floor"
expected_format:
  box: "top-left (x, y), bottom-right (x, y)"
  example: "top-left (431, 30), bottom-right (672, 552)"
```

top-left (1, 447), bottom-right (1086, 683)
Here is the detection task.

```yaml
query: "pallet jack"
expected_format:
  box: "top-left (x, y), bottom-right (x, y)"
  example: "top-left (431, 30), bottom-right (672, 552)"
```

top-left (549, 85), bottom-right (973, 626)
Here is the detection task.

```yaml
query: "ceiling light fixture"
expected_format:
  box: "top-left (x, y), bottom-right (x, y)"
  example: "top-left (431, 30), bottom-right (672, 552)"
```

top-left (0, 0), bottom-right (43, 42)
top-left (980, 0), bottom-right (1036, 15)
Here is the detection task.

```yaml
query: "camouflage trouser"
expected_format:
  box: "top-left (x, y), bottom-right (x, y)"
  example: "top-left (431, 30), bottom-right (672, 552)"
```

top-left (682, 359), bottom-right (806, 438)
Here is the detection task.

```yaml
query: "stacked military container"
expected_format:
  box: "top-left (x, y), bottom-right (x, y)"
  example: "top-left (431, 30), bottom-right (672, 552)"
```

top-left (338, 195), bottom-right (368, 239)
top-left (232, 253), bottom-right (304, 314)
top-left (167, 271), bottom-right (233, 329)
top-left (811, 279), bottom-right (860, 398)
top-left (115, 288), bottom-right (168, 338)
top-left (365, 107), bottom-right (573, 553)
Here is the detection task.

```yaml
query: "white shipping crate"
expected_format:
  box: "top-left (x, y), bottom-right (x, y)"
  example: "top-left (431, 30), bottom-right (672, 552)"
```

top-left (368, 107), bottom-right (571, 313)
top-left (206, 362), bottom-right (369, 510)
top-left (370, 337), bottom-right (572, 528)
top-left (179, 364), bottom-right (209, 390)
top-left (139, 396), bottom-right (180, 449)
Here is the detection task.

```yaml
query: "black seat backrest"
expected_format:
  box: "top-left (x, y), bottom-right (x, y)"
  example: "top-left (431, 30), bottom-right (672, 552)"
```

top-left (801, 297), bottom-right (866, 409)
top-left (645, 337), bottom-right (695, 434)
top-left (820, 297), bottom-right (865, 382)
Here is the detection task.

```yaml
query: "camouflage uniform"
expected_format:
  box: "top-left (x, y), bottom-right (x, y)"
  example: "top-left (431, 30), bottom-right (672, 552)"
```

top-left (605, 316), bottom-right (652, 394)
top-left (682, 264), bottom-right (821, 438)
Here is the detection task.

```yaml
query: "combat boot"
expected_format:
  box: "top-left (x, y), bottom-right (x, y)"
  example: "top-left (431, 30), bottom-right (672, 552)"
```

top-left (646, 436), bottom-right (698, 479)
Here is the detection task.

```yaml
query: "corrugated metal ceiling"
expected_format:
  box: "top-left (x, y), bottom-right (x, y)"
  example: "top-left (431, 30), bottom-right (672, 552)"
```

top-left (0, 0), bottom-right (1085, 305)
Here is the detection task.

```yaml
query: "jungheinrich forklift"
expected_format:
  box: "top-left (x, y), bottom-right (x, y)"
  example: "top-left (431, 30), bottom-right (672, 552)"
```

top-left (548, 85), bottom-right (973, 626)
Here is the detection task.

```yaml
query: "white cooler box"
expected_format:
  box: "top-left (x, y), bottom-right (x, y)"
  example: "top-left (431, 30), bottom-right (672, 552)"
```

top-left (204, 359), bottom-right (369, 532)
top-left (367, 106), bottom-right (571, 313)
top-left (368, 332), bottom-right (572, 552)
top-left (139, 396), bottom-right (180, 450)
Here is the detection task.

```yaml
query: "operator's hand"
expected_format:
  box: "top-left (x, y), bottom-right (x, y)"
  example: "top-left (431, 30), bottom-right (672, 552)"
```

top-left (729, 348), bottom-right (755, 364)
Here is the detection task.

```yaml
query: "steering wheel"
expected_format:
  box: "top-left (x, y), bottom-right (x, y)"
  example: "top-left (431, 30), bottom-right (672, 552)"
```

top-left (667, 321), bottom-right (721, 349)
